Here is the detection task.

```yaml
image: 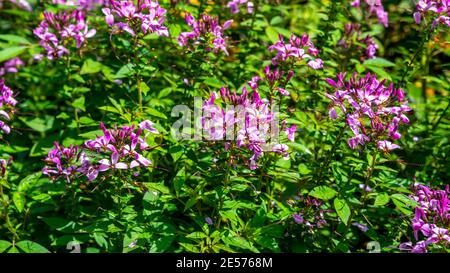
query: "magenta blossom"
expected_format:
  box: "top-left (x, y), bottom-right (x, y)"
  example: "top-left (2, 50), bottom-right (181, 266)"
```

top-left (0, 79), bottom-right (17, 136)
top-left (33, 10), bottom-right (96, 60)
top-left (178, 13), bottom-right (233, 56)
top-left (350, 0), bottom-right (389, 27)
top-left (268, 33), bottom-right (323, 69)
top-left (227, 0), bottom-right (254, 14)
top-left (102, 0), bottom-right (168, 37)
top-left (400, 183), bottom-right (450, 253)
top-left (0, 58), bottom-right (24, 76)
top-left (337, 23), bottom-right (379, 61)
top-left (43, 120), bottom-right (159, 182)
top-left (413, 0), bottom-right (450, 29)
top-left (325, 72), bottom-right (411, 151)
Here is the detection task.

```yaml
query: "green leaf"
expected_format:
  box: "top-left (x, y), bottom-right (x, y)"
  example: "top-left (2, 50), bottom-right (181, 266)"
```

top-left (20, 116), bottom-right (55, 133)
top-left (144, 182), bottom-right (170, 194)
top-left (309, 186), bottom-right (337, 200)
top-left (114, 64), bottom-right (135, 79)
top-left (0, 35), bottom-right (30, 44)
top-left (18, 172), bottom-right (42, 192)
top-left (93, 233), bottom-right (108, 249)
top-left (363, 58), bottom-right (395, 67)
top-left (0, 46), bottom-right (26, 62)
top-left (0, 240), bottom-right (11, 253)
top-left (186, 232), bottom-right (207, 239)
top-left (39, 217), bottom-right (76, 233)
top-left (13, 192), bottom-right (25, 213)
top-left (265, 26), bottom-right (280, 43)
top-left (16, 241), bottom-right (50, 253)
top-left (149, 235), bottom-right (175, 253)
top-left (80, 59), bottom-right (103, 74)
top-left (222, 236), bottom-right (259, 253)
top-left (203, 77), bottom-right (225, 89)
top-left (139, 82), bottom-right (150, 96)
top-left (72, 96), bottom-right (86, 111)
top-left (334, 198), bottom-right (351, 225)
top-left (374, 193), bottom-right (390, 206)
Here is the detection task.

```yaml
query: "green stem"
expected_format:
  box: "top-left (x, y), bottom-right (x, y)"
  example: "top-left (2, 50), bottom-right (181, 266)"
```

top-left (0, 180), bottom-right (20, 242)
top-left (318, 124), bottom-right (347, 183)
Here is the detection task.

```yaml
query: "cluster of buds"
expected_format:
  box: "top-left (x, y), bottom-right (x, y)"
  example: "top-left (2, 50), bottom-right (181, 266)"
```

top-left (102, 0), bottom-right (169, 37)
top-left (178, 13), bottom-right (233, 56)
top-left (33, 10), bottom-right (96, 60)
top-left (337, 23), bottom-right (379, 61)
top-left (413, 0), bottom-right (450, 29)
top-left (325, 72), bottom-right (411, 151)
top-left (350, 0), bottom-right (389, 27)
top-left (268, 33), bottom-right (323, 70)
top-left (43, 120), bottom-right (159, 182)
top-left (400, 183), bottom-right (450, 253)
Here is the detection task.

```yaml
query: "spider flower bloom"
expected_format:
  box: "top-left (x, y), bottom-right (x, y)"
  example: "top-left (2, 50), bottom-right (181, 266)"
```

top-left (227, 0), bottom-right (254, 14)
top-left (43, 120), bottom-right (159, 182)
top-left (102, 0), bottom-right (168, 37)
top-left (33, 10), bottom-right (96, 60)
top-left (42, 142), bottom-right (83, 183)
top-left (178, 13), bottom-right (233, 55)
top-left (337, 23), bottom-right (379, 61)
top-left (400, 184), bottom-right (450, 253)
top-left (350, 0), bottom-right (389, 27)
top-left (202, 81), bottom-right (294, 170)
top-left (290, 195), bottom-right (333, 231)
top-left (413, 0), bottom-right (450, 29)
top-left (325, 72), bottom-right (411, 151)
top-left (268, 33), bottom-right (323, 69)
top-left (0, 0), bottom-right (32, 11)
top-left (0, 58), bottom-right (24, 76)
top-left (0, 79), bottom-right (17, 135)
top-left (52, 0), bottom-right (107, 10)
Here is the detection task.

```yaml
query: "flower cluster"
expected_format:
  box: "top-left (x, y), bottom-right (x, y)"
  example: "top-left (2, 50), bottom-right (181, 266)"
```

top-left (202, 68), bottom-right (295, 169)
top-left (0, 0), bottom-right (32, 11)
top-left (337, 23), bottom-right (378, 60)
top-left (102, 0), bottom-right (168, 37)
top-left (413, 0), bottom-right (450, 29)
top-left (178, 13), bottom-right (233, 56)
top-left (0, 58), bottom-right (24, 76)
top-left (227, 0), bottom-right (254, 14)
top-left (399, 183), bottom-right (450, 253)
top-left (52, 0), bottom-right (107, 11)
top-left (350, 0), bottom-right (389, 27)
top-left (325, 72), bottom-right (411, 151)
top-left (0, 79), bottom-right (17, 136)
top-left (268, 33), bottom-right (323, 69)
top-left (43, 120), bottom-right (159, 182)
top-left (33, 10), bottom-right (96, 60)
top-left (289, 195), bottom-right (333, 231)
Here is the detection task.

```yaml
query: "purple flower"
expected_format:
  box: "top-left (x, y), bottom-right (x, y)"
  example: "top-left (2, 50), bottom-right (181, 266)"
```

top-left (178, 13), bottom-right (232, 56)
top-left (414, 1), bottom-right (450, 29)
top-left (337, 23), bottom-right (379, 61)
top-left (205, 217), bottom-right (213, 225)
top-left (350, 0), bottom-right (389, 27)
top-left (325, 72), bottom-right (411, 150)
top-left (227, 0), bottom-right (254, 14)
top-left (33, 10), bottom-right (95, 60)
top-left (352, 222), bottom-right (369, 232)
top-left (268, 33), bottom-right (322, 69)
top-left (103, 0), bottom-right (168, 37)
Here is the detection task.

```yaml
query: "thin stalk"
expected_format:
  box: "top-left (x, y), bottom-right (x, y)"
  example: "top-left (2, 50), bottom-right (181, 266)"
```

top-left (317, 124), bottom-right (347, 183)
